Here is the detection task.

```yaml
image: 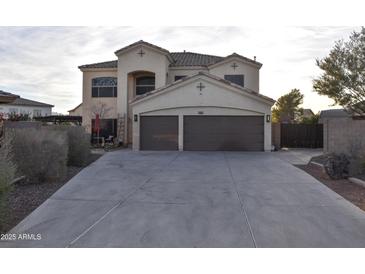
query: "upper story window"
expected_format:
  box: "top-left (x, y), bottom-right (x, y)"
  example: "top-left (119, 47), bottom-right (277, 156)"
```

top-left (174, 75), bottom-right (186, 81)
top-left (224, 74), bottom-right (244, 87)
top-left (92, 77), bottom-right (117, 98)
top-left (135, 76), bottom-right (155, 96)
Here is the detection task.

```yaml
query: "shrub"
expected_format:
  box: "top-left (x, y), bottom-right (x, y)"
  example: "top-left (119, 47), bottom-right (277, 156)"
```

top-left (65, 126), bottom-right (91, 167)
top-left (10, 128), bottom-right (68, 183)
top-left (324, 153), bottom-right (350, 179)
top-left (8, 113), bottom-right (30, 121)
top-left (47, 125), bottom-right (91, 167)
top-left (0, 134), bottom-right (17, 195)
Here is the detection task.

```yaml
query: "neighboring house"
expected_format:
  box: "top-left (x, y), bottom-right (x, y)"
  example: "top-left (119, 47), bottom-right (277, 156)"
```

top-left (68, 103), bottom-right (83, 116)
top-left (78, 40), bottom-right (275, 151)
top-left (302, 109), bottom-right (314, 119)
top-left (0, 90), bottom-right (19, 103)
top-left (0, 90), bottom-right (53, 118)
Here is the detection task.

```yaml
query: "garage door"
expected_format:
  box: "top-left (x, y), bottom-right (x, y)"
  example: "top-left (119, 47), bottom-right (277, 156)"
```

top-left (184, 116), bottom-right (264, 151)
top-left (140, 116), bottom-right (178, 150)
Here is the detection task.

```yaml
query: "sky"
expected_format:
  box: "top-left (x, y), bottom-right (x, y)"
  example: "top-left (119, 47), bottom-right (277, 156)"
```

top-left (0, 26), bottom-right (360, 114)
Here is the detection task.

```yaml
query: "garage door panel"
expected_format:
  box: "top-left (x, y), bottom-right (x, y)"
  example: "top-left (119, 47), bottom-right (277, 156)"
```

top-left (140, 116), bottom-right (178, 150)
top-left (184, 116), bottom-right (264, 151)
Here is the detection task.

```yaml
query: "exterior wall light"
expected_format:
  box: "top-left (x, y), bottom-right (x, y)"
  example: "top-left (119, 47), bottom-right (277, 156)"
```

top-left (266, 114), bottom-right (271, 123)
top-left (134, 114), bottom-right (138, 122)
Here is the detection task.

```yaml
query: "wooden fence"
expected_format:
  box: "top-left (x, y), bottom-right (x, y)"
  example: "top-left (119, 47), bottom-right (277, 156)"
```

top-left (280, 123), bottom-right (323, 148)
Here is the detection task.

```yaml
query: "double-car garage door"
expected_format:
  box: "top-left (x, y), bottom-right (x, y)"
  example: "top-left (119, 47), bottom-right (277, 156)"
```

top-left (140, 115), bottom-right (264, 151)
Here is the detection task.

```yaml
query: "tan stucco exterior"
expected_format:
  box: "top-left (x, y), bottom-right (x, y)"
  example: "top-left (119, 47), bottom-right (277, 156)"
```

top-left (131, 74), bottom-right (273, 151)
top-left (81, 69), bottom-right (118, 134)
top-left (208, 57), bottom-right (260, 92)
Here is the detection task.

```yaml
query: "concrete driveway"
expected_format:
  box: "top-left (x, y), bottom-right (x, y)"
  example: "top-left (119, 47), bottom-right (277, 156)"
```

top-left (2, 150), bottom-right (365, 248)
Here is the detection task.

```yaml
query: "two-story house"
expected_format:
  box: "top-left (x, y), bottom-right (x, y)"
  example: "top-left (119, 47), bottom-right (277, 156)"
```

top-left (77, 40), bottom-right (275, 151)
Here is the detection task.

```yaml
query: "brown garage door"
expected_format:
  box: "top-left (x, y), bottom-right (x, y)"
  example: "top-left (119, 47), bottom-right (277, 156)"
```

top-left (184, 116), bottom-right (264, 151)
top-left (140, 116), bottom-right (178, 150)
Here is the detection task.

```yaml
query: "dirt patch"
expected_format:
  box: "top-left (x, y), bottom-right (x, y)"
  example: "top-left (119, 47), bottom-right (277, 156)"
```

top-left (0, 153), bottom-right (101, 234)
top-left (297, 164), bottom-right (365, 212)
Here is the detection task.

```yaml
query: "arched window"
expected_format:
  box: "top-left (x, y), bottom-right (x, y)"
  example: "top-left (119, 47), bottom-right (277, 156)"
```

top-left (92, 77), bottom-right (117, 97)
top-left (135, 76), bottom-right (155, 95)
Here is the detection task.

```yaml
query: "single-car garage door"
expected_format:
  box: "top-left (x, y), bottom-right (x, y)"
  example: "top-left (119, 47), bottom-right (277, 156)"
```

top-left (140, 116), bottom-right (178, 150)
top-left (184, 116), bottom-right (264, 151)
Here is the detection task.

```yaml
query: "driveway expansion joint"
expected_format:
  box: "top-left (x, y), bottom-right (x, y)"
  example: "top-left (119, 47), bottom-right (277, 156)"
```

top-left (223, 152), bottom-right (258, 248)
top-left (66, 152), bottom-right (181, 247)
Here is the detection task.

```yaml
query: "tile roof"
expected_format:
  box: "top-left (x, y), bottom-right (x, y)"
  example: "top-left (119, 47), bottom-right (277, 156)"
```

top-left (79, 41), bottom-right (261, 69)
top-left (0, 90), bottom-right (18, 97)
top-left (0, 90), bottom-right (19, 103)
top-left (78, 60), bottom-right (118, 69)
top-left (114, 40), bottom-right (170, 56)
top-left (78, 52), bottom-right (225, 69)
top-left (9, 97), bottom-right (54, 107)
top-left (170, 52), bottom-right (223, 67)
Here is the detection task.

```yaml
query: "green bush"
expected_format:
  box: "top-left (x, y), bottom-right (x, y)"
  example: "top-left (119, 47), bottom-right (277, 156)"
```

top-left (0, 135), bottom-right (17, 194)
top-left (10, 128), bottom-right (68, 183)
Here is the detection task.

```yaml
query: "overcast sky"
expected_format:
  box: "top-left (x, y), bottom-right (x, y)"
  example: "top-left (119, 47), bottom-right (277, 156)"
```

top-left (0, 26), bottom-right (360, 114)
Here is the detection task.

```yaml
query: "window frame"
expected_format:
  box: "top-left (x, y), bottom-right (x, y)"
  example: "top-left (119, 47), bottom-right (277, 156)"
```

top-left (224, 74), bottom-right (245, 87)
top-left (135, 75), bottom-right (155, 96)
top-left (91, 77), bottom-right (118, 98)
top-left (174, 75), bottom-right (186, 81)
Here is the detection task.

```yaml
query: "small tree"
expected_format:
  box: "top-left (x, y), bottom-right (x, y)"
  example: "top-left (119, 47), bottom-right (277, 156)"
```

top-left (90, 102), bottom-right (112, 119)
top-left (272, 89), bottom-right (304, 123)
top-left (300, 113), bottom-right (320, 124)
top-left (313, 27), bottom-right (365, 115)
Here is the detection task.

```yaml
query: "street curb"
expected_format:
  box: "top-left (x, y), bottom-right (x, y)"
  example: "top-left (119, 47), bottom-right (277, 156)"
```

top-left (349, 177), bottom-right (365, 188)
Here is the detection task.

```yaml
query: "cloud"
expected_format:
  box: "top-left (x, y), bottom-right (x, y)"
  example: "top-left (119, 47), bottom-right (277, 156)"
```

top-left (0, 26), bottom-right (360, 113)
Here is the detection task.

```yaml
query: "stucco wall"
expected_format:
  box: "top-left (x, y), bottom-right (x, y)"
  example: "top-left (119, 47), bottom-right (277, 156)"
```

top-left (168, 67), bottom-right (208, 83)
top-left (116, 46), bottom-right (171, 140)
top-left (0, 104), bottom-right (51, 118)
top-left (132, 75), bottom-right (272, 151)
top-left (208, 58), bottom-right (260, 92)
top-left (323, 117), bottom-right (365, 156)
top-left (116, 46), bottom-right (170, 115)
top-left (81, 69), bottom-right (118, 134)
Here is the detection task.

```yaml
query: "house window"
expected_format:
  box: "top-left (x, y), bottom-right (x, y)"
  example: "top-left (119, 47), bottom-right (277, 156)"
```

top-left (9, 108), bottom-right (18, 114)
top-left (33, 109), bottom-right (42, 117)
top-left (92, 77), bottom-right (117, 98)
top-left (135, 76), bottom-right (155, 95)
top-left (224, 74), bottom-right (244, 87)
top-left (174, 75), bottom-right (186, 81)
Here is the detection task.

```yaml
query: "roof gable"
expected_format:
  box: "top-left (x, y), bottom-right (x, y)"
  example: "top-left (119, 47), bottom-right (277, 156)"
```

top-left (131, 72), bottom-right (274, 106)
top-left (114, 40), bottom-right (174, 63)
top-left (208, 53), bottom-right (262, 69)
